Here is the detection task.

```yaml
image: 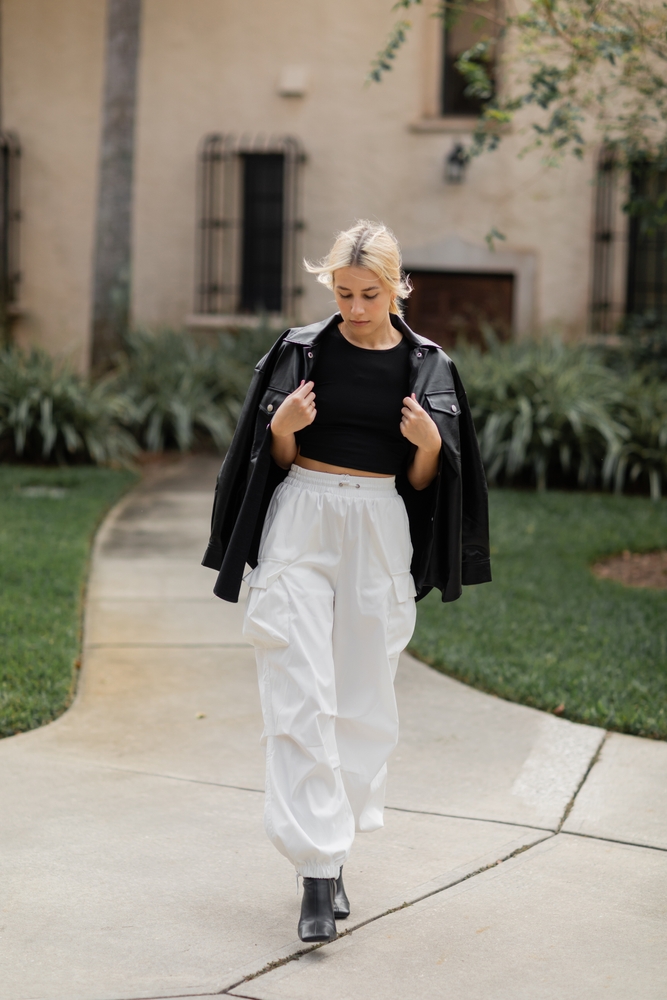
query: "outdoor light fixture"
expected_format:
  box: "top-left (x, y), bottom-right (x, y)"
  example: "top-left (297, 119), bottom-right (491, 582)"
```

top-left (445, 143), bottom-right (469, 184)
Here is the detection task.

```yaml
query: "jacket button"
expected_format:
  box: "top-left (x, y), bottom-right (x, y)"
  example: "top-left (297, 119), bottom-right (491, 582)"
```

top-left (267, 404), bottom-right (273, 412)
top-left (416, 351), bottom-right (422, 358)
top-left (451, 404), bottom-right (457, 412)
top-left (307, 351), bottom-right (313, 358)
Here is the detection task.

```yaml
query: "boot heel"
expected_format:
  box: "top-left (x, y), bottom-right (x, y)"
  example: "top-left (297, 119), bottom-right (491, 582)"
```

top-left (333, 866), bottom-right (350, 920)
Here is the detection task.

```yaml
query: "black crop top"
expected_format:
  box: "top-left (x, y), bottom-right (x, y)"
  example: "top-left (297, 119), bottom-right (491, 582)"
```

top-left (295, 325), bottom-right (411, 475)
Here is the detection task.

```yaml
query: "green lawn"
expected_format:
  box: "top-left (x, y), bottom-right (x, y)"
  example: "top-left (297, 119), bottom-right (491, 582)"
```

top-left (411, 490), bottom-right (667, 739)
top-left (0, 465), bottom-right (136, 738)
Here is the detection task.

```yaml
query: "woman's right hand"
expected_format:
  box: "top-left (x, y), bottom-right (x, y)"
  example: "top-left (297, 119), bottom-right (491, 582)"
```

top-left (270, 381), bottom-right (316, 437)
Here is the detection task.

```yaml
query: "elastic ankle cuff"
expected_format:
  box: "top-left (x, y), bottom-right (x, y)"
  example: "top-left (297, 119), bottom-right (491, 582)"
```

top-left (297, 864), bottom-right (341, 879)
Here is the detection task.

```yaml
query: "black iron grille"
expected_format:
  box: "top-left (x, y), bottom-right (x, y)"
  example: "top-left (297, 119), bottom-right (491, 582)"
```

top-left (0, 131), bottom-right (20, 342)
top-left (591, 151), bottom-right (617, 335)
top-left (195, 134), bottom-right (303, 318)
top-left (626, 163), bottom-right (667, 320)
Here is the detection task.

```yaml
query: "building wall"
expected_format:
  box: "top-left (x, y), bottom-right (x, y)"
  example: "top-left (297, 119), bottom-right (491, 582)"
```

top-left (3, 0), bottom-right (106, 369)
top-left (3, 0), bottom-right (598, 368)
top-left (132, 0), bottom-right (597, 337)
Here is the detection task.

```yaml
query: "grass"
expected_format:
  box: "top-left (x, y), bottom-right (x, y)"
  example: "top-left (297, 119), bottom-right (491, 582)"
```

top-left (410, 490), bottom-right (667, 740)
top-left (0, 465), bottom-right (137, 738)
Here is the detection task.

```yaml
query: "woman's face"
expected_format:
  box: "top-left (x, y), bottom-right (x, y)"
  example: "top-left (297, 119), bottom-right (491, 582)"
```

top-left (333, 266), bottom-right (393, 336)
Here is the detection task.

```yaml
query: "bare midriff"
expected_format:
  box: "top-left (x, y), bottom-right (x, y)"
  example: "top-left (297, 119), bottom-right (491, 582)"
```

top-left (293, 454), bottom-right (394, 478)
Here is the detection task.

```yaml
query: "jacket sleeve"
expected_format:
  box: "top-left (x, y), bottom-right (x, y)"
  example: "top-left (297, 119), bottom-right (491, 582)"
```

top-left (451, 361), bottom-right (492, 586)
top-left (201, 334), bottom-right (287, 571)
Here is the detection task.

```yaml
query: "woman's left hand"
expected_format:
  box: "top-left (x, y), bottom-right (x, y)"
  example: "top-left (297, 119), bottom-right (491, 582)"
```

top-left (400, 394), bottom-right (441, 454)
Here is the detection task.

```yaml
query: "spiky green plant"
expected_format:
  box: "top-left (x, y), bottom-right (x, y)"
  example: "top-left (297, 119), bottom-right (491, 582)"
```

top-left (454, 334), bottom-right (626, 490)
top-left (113, 328), bottom-right (251, 453)
top-left (606, 375), bottom-right (667, 500)
top-left (0, 347), bottom-right (137, 465)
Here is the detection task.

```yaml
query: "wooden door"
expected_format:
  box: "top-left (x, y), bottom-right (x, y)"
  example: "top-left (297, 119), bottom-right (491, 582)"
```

top-left (405, 270), bottom-right (514, 348)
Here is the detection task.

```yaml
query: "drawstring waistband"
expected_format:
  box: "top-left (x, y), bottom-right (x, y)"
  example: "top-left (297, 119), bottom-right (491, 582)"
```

top-left (286, 464), bottom-right (397, 497)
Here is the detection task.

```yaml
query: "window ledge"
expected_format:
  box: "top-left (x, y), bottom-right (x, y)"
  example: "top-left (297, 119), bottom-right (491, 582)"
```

top-left (186, 313), bottom-right (288, 331)
top-left (409, 116), bottom-right (480, 134)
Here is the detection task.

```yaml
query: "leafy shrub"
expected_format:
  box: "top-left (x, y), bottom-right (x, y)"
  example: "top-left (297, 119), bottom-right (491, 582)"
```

top-left (0, 347), bottom-right (137, 465)
top-left (607, 374), bottom-right (667, 500)
top-left (616, 317), bottom-right (667, 380)
top-left (455, 335), bottom-right (625, 490)
top-left (112, 326), bottom-right (277, 453)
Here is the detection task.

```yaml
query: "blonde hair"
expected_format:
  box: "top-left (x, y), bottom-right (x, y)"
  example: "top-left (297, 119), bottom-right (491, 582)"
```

top-left (304, 220), bottom-right (412, 316)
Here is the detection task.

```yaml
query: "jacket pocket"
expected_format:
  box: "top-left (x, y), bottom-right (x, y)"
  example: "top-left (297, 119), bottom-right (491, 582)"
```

top-left (425, 390), bottom-right (461, 470)
top-left (259, 386), bottom-right (290, 419)
top-left (424, 390), bottom-right (461, 418)
top-left (243, 560), bottom-right (291, 648)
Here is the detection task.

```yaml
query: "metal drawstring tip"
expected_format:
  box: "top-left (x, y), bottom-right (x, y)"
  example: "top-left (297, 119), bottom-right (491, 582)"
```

top-left (295, 872), bottom-right (301, 895)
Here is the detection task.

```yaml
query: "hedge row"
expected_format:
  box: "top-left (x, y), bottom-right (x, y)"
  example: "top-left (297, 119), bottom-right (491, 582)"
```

top-left (1, 327), bottom-right (665, 497)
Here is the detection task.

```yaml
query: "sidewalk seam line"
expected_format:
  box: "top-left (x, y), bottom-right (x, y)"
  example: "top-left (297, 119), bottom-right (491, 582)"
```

top-left (556, 729), bottom-right (608, 832)
top-left (64, 761), bottom-right (266, 794)
top-left (560, 829), bottom-right (667, 853)
top-left (385, 804), bottom-right (554, 833)
top-left (220, 832), bottom-right (555, 994)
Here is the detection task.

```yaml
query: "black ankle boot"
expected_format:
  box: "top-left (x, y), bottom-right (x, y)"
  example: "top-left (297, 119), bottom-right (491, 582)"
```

top-left (333, 867), bottom-right (350, 920)
top-left (298, 877), bottom-right (337, 942)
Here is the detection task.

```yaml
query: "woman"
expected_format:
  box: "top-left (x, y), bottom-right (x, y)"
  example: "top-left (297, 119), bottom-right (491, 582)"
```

top-left (202, 221), bottom-right (491, 943)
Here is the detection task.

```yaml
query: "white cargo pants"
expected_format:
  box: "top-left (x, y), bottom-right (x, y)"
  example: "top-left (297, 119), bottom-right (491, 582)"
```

top-left (243, 465), bottom-right (417, 878)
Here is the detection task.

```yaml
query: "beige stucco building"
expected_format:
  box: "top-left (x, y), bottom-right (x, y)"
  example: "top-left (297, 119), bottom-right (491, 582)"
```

top-left (2, 0), bottom-right (620, 370)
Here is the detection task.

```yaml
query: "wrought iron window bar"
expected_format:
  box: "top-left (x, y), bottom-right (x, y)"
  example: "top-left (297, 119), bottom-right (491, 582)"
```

top-left (590, 149), bottom-right (622, 336)
top-left (195, 133), bottom-right (304, 320)
top-left (0, 131), bottom-right (20, 343)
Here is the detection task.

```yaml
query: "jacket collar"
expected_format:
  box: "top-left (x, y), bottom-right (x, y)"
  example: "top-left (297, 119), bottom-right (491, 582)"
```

top-left (284, 313), bottom-right (443, 352)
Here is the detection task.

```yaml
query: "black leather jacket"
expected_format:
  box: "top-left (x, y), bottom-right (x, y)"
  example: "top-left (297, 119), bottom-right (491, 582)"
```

top-left (202, 313), bottom-right (491, 603)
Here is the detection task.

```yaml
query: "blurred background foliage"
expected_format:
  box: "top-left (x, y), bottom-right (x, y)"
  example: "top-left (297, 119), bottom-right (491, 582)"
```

top-left (454, 328), bottom-right (667, 498)
top-left (1, 321), bottom-right (666, 499)
top-left (0, 324), bottom-right (275, 466)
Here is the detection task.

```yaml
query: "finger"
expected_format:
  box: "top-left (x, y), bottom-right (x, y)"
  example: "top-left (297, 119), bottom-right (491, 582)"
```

top-left (402, 395), bottom-right (420, 410)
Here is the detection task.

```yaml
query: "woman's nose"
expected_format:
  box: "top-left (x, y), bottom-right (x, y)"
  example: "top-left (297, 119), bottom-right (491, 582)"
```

top-left (350, 299), bottom-right (364, 316)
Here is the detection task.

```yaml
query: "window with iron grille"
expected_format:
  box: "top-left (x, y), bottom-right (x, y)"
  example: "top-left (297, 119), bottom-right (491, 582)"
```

top-left (590, 149), bottom-right (631, 335)
top-left (626, 162), bottom-right (667, 321)
top-left (591, 151), bottom-right (618, 334)
top-left (0, 131), bottom-right (20, 343)
top-left (195, 134), bottom-right (304, 318)
top-left (441, 1), bottom-right (499, 116)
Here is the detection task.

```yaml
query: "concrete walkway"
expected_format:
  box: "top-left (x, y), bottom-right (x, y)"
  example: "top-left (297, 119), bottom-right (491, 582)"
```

top-left (1, 456), bottom-right (666, 1000)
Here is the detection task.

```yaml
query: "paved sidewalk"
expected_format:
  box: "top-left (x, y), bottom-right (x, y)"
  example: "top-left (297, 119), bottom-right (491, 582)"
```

top-left (1, 456), bottom-right (665, 1000)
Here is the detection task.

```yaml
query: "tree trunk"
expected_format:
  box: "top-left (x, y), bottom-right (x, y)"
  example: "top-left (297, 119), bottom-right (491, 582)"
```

top-left (90, 0), bottom-right (141, 370)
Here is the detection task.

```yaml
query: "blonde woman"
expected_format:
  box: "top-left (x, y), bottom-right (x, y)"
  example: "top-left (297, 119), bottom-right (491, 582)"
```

top-left (203, 221), bottom-right (491, 942)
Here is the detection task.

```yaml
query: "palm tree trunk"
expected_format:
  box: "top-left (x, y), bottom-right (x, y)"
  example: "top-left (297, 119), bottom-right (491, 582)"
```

top-left (90, 0), bottom-right (141, 370)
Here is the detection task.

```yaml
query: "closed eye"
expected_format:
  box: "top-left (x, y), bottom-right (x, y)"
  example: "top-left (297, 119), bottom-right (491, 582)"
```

top-left (338, 294), bottom-right (379, 300)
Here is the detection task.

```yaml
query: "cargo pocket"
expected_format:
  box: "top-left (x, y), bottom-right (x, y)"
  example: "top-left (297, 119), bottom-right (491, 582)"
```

top-left (243, 560), bottom-right (291, 649)
top-left (386, 571), bottom-right (417, 659)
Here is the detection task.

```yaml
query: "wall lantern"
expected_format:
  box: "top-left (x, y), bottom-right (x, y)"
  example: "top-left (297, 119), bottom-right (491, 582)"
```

top-left (445, 143), bottom-right (469, 184)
